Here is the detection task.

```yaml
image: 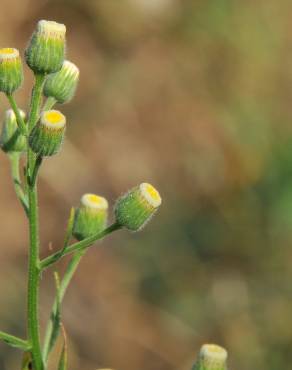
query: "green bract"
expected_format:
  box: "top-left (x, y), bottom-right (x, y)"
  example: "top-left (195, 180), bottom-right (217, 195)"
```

top-left (44, 60), bottom-right (79, 104)
top-left (29, 110), bottom-right (66, 156)
top-left (73, 194), bottom-right (108, 241)
top-left (0, 109), bottom-right (26, 153)
top-left (0, 48), bottom-right (23, 94)
top-left (115, 182), bottom-right (162, 231)
top-left (25, 20), bottom-right (66, 74)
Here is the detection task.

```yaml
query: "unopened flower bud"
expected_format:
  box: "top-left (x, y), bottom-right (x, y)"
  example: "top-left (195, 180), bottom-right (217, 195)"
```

top-left (25, 20), bottom-right (66, 74)
top-left (73, 194), bottom-right (108, 241)
top-left (0, 109), bottom-right (26, 152)
top-left (193, 344), bottom-right (228, 370)
top-left (0, 48), bottom-right (23, 94)
top-left (115, 182), bottom-right (161, 231)
top-left (29, 110), bottom-right (65, 156)
top-left (44, 60), bottom-right (79, 104)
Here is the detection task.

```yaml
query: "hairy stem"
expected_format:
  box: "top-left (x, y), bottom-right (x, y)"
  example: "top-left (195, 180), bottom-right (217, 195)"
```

top-left (40, 223), bottom-right (121, 271)
top-left (42, 96), bottom-right (56, 112)
top-left (27, 73), bottom-right (46, 370)
top-left (6, 94), bottom-right (27, 135)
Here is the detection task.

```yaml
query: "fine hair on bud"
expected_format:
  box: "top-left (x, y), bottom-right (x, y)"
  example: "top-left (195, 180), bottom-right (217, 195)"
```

top-left (73, 193), bottom-right (109, 241)
top-left (29, 109), bottom-right (66, 157)
top-left (115, 182), bottom-right (162, 231)
top-left (193, 344), bottom-right (228, 370)
top-left (25, 20), bottom-right (66, 74)
top-left (0, 48), bottom-right (23, 94)
top-left (44, 60), bottom-right (79, 104)
top-left (0, 109), bottom-right (26, 153)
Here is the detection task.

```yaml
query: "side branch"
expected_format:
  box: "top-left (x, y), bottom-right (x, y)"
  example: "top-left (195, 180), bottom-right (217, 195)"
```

top-left (40, 223), bottom-right (121, 270)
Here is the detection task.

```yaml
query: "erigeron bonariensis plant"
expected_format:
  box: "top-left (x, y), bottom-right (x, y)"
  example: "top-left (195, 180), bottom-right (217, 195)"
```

top-left (0, 20), bottom-right (162, 370)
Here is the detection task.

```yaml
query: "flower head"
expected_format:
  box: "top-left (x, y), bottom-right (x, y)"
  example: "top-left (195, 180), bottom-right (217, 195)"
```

top-left (25, 20), bottom-right (66, 74)
top-left (0, 48), bottom-right (23, 94)
top-left (193, 344), bottom-right (228, 370)
top-left (0, 109), bottom-right (26, 152)
top-left (44, 60), bottom-right (79, 104)
top-left (29, 109), bottom-right (66, 156)
top-left (115, 182), bottom-right (161, 231)
top-left (73, 194), bottom-right (109, 241)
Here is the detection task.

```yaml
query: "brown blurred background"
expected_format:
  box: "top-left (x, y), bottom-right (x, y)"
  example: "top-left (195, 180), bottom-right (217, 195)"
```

top-left (0, 0), bottom-right (292, 369)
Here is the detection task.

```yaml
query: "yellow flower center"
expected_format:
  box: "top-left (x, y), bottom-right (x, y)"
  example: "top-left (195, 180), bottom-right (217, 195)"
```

top-left (140, 182), bottom-right (161, 208)
top-left (44, 111), bottom-right (63, 124)
top-left (81, 193), bottom-right (108, 210)
top-left (88, 195), bottom-right (104, 205)
top-left (145, 183), bottom-right (160, 202)
top-left (0, 48), bottom-right (15, 54)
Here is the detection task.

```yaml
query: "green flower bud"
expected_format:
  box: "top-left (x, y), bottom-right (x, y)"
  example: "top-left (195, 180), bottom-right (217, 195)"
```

top-left (73, 194), bottom-right (108, 241)
top-left (29, 110), bottom-right (66, 156)
top-left (0, 48), bottom-right (23, 94)
top-left (115, 182), bottom-right (161, 231)
top-left (44, 60), bottom-right (79, 104)
top-left (193, 344), bottom-right (228, 370)
top-left (0, 109), bottom-right (26, 153)
top-left (25, 20), bottom-right (66, 74)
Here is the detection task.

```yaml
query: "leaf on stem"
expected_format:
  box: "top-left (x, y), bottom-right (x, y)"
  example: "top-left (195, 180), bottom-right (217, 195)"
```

top-left (47, 271), bottom-right (62, 356)
top-left (57, 324), bottom-right (68, 370)
top-left (0, 330), bottom-right (30, 351)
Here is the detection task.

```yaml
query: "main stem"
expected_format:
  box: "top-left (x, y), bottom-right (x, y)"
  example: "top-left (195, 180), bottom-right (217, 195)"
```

top-left (27, 183), bottom-right (43, 370)
top-left (27, 73), bottom-right (46, 370)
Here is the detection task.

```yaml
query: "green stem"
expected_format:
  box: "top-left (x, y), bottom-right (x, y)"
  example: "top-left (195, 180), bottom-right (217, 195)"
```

top-left (40, 223), bottom-right (121, 271)
top-left (30, 155), bottom-right (43, 188)
top-left (6, 94), bottom-right (27, 135)
top-left (0, 330), bottom-right (31, 351)
top-left (28, 74), bottom-right (46, 132)
top-left (42, 96), bottom-right (56, 112)
top-left (26, 72), bottom-right (46, 370)
top-left (9, 153), bottom-right (29, 216)
top-left (27, 182), bottom-right (43, 370)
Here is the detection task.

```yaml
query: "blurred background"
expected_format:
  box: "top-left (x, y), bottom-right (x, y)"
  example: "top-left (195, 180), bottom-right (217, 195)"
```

top-left (0, 0), bottom-right (292, 369)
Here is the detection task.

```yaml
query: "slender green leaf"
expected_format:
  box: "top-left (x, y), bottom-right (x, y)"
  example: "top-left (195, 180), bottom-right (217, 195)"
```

top-left (58, 325), bottom-right (68, 370)
top-left (0, 330), bottom-right (30, 351)
top-left (46, 272), bottom-right (62, 356)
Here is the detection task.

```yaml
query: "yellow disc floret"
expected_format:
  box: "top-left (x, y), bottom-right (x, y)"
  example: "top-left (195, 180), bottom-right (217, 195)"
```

top-left (41, 110), bottom-right (66, 129)
top-left (140, 182), bottom-right (162, 208)
top-left (81, 194), bottom-right (108, 210)
top-left (0, 48), bottom-right (19, 60)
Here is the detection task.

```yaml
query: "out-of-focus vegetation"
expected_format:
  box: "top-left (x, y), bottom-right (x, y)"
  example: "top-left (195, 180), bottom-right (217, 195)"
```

top-left (0, 1), bottom-right (292, 369)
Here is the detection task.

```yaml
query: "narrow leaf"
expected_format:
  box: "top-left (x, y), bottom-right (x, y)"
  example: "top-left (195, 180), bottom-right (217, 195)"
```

top-left (0, 330), bottom-right (30, 351)
top-left (58, 325), bottom-right (68, 370)
top-left (47, 272), bottom-right (62, 356)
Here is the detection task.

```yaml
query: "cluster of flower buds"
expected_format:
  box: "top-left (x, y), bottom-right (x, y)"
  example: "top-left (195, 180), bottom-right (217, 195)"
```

top-left (72, 182), bottom-right (161, 240)
top-left (0, 19), bottom-right (162, 234)
top-left (192, 344), bottom-right (228, 370)
top-left (0, 109), bottom-right (26, 152)
top-left (0, 20), bottom-right (80, 158)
